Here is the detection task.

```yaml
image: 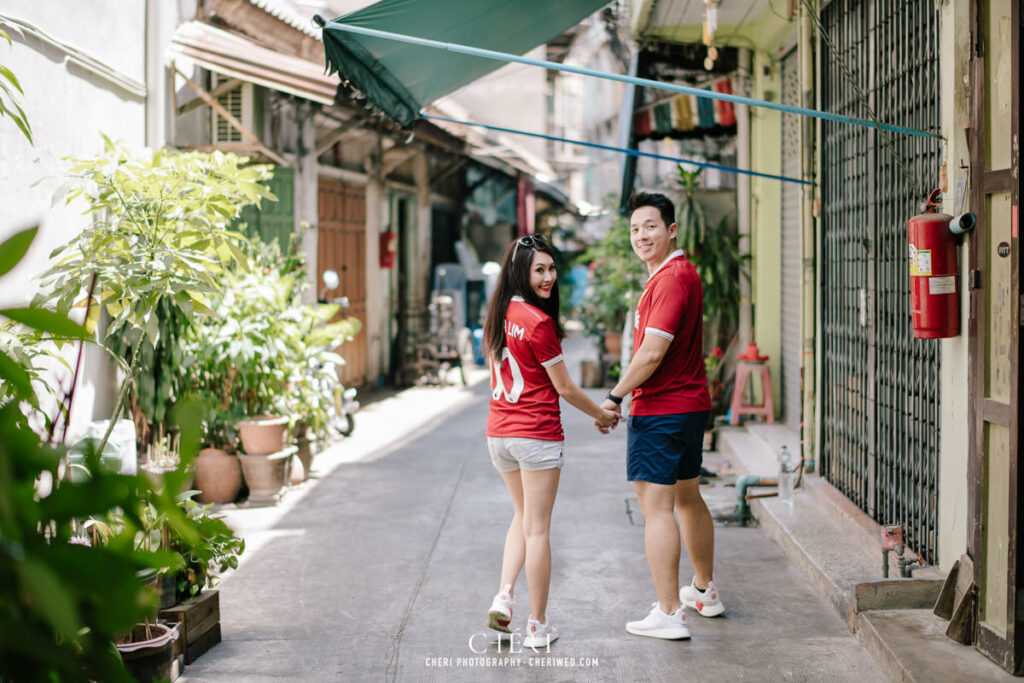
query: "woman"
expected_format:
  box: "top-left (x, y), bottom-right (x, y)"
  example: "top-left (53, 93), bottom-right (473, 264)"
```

top-left (483, 233), bottom-right (619, 648)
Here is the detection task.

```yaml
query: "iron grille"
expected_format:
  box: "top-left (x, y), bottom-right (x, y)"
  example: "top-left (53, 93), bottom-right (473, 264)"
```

top-left (820, 0), bottom-right (942, 564)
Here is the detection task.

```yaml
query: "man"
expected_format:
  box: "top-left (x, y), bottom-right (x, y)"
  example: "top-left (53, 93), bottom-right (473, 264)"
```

top-left (599, 191), bottom-right (724, 640)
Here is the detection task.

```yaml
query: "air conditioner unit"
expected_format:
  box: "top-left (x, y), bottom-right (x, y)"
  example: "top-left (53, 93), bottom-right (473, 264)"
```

top-left (211, 73), bottom-right (255, 145)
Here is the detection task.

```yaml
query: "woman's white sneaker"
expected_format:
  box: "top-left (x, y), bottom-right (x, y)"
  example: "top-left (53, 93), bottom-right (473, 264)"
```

top-left (680, 579), bottom-right (725, 617)
top-left (625, 603), bottom-right (691, 640)
top-left (522, 619), bottom-right (559, 648)
top-left (487, 584), bottom-right (514, 632)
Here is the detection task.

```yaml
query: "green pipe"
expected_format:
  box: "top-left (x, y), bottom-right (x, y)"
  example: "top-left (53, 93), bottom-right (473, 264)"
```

top-left (736, 474), bottom-right (777, 525)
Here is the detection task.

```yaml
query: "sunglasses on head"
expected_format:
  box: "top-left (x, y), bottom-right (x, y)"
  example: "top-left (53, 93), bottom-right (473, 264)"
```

top-left (512, 233), bottom-right (547, 260)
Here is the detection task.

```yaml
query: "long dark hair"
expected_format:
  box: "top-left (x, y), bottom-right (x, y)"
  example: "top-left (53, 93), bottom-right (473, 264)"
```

top-left (483, 235), bottom-right (565, 362)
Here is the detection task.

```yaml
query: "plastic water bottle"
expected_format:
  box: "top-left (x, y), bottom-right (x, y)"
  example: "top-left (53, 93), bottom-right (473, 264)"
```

top-left (777, 445), bottom-right (798, 505)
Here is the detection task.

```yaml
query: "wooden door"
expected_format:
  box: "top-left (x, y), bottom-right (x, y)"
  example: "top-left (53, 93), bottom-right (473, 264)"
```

top-left (318, 177), bottom-right (368, 388)
top-left (968, 0), bottom-right (1023, 672)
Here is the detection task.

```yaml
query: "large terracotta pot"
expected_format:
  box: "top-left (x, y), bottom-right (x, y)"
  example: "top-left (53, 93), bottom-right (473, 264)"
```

top-left (604, 332), bottom-right (623, 356)
top-left (193, 448), bottom-right (242, 504)
top-left (237, 415), bottom-right (290, 455)
top-left (238, 446), bottom-right (297, 506)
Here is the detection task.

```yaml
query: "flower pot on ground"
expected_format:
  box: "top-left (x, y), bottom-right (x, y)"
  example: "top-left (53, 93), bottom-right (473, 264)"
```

top-left (237, 415), bottom-right (289, 455)
top-left (193, 448), bottom-right (243, 504)
top-left (604, 332), bottom-right (623, 356)
top-left (115, 622), bottom-right (179, 683)
top-left (238, 446), bottom-right (297, 505)
top-left (294, 426), bottom-right (313, 481)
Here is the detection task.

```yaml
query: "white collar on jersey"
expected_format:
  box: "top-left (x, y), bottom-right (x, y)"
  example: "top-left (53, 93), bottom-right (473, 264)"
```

top-left (647, 249), bottom-right (685, 280)
top-left (511, 295), bottom-right (525, 302)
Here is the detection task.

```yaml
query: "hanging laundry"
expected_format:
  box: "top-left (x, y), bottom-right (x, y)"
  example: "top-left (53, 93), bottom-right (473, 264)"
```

top-left (696, 92), bottom-right (715, 129)
top-left (653, 102), bottom-right (673, 134)
top-left (633, 109), bottom-right (652, 136)
top-left (714, 78), bottom-right (736, 127)
top-left (672, 95), bottom-right (695, 132)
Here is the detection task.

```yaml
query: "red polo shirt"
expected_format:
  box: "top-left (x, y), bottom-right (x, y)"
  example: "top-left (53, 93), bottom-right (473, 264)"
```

top-left (630, 250), bottom-right (711, 415)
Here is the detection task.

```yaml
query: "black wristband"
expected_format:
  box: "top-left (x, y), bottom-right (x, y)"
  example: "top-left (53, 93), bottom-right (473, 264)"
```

top-left (605, 392), bottom-right (623, 405)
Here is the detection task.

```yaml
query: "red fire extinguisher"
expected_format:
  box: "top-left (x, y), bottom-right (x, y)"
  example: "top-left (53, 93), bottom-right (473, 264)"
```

top-left (908, 190), bottom-right (962, 339)
top-left (379, 230), bottom-right (396, 269)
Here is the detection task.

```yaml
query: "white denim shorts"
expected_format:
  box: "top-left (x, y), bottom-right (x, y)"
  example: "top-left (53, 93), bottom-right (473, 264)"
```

top-left (487, 437), bottom-right (564, 472)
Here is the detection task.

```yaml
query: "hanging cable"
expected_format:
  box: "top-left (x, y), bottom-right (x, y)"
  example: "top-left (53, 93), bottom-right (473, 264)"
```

top-left (420, 113), bottom-right (815, 186)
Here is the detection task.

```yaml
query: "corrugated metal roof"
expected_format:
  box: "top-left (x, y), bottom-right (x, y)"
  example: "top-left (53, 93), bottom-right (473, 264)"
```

top-left (246, 0), bottom-right (322, 37)
top-left (169, 21), bottom-right (337, 105)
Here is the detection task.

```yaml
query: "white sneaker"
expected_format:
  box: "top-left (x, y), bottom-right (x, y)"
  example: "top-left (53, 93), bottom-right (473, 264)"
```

top-left (626, 602), bottom-right (691, 640)
top-left (522, 618), bottom-right (559, 649)
top-left (487, 584), bottom-right (514, 632)
top-left (680, 579), bottom-right (725, 617)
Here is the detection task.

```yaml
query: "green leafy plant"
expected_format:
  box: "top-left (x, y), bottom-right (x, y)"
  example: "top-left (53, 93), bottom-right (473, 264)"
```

top-left (172, 497), bottom-right (245, 602)
top-left (35, 139), bottom-right (276, 452)
top-left (0, 228), bottom-right (207, 681)
top-left (576, 215), bottom-right (646, 343)
top-left (0, 25), bottom-right (32, 143)
top-left (675, 165), bottom-right (750, 347)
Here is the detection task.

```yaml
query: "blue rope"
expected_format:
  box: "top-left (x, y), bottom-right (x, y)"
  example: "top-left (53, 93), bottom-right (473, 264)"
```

top-left (322, 21), bottom-right (940, 140)
top-left (421, 114), bottom-right (816, 186)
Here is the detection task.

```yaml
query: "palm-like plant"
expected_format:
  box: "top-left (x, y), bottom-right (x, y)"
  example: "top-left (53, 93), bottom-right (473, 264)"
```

top-left (675, 165), bottom-right (750, 348)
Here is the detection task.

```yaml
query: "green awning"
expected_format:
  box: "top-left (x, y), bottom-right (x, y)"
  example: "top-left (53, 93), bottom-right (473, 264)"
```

top-left (318, 0), bottom-right (608, 127)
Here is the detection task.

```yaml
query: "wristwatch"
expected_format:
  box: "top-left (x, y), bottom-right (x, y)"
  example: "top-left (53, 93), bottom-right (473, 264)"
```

top-left (605, 392), bottom-right (623, 405)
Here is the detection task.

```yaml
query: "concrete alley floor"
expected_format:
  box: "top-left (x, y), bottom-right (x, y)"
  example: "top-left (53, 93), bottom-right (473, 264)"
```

top-left (183, 338), bottom-right (884, 682)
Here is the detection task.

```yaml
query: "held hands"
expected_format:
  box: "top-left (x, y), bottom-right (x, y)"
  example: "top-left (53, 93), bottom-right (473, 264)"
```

top-left (594, 398), bottom-right (623, 434)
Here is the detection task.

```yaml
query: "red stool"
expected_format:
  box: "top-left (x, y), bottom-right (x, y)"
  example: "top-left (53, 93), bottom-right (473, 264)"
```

top-left (729, 360), bottom-right (775, 425)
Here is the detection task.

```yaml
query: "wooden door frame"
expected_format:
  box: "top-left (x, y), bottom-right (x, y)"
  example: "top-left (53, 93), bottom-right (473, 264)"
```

top-left (968, 0), bottom-right (1023, 672)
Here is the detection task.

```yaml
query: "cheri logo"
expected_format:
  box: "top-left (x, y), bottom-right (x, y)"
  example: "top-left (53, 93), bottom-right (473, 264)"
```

top-left (468, 631), bottom-right (554, 654)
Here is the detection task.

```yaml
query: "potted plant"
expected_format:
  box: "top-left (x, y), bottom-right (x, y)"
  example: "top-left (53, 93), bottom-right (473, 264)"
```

top-left (0, 229), bottom-right (208, 682)
top-left (675, 166), bottom-right (751, 350)
top-left (577, 215), bottom-right (646, 359)
top-left (34, 139), bottom-right (276, 457)
top-left (159, 496), bottom-right (244, 663)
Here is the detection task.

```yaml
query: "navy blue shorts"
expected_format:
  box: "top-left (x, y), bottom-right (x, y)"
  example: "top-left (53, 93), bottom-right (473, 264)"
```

top-left (627, 411), bottom-right (711, 485)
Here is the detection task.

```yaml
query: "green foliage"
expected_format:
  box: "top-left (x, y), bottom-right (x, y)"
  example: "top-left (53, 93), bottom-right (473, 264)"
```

top-left (674, 165), bottom-right (751, 345)
top-left (0, 26), bottom-right (33, 144)
top-left (172, 498), bottom-right (245, 601)
top-left (576, 215), bottom-right (646, 341)
top-left (33, 139), bottom-right (277, 452)
top-left (182, 227), bottom-right (361, 444)
top-left (0, 243), bottom-right (210, 682)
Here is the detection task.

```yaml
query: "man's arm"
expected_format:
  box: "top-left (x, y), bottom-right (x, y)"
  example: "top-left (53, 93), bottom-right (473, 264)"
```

top-left (601, 333), bottom-right (672, 412)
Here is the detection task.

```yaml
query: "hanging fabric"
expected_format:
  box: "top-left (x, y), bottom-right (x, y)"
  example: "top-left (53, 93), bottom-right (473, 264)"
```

top-left (653, 102), bottom-right (673, 134)
top-left (714, 78), bottom-right (736, 127)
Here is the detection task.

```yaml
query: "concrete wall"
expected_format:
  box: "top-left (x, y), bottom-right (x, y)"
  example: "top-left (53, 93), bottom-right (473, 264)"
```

top-left (749, 49), bottom-right (783, 410)
top-left (0, 2), bottom-right (154, 432)
top-left (444, 46), bottom-right (548, 164)
top-left (934, 0), bottom-right (973, 573)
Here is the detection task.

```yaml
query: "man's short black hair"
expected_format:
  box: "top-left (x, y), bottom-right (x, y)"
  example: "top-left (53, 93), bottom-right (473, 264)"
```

top-left (626, 191), bottom-right (676, 227)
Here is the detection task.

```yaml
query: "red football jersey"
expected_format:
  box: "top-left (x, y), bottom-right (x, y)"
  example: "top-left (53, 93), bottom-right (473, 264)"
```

top-left (630, 250), bottom-right (712, 415)
top-left (487, 297), bottom-right (565, 440)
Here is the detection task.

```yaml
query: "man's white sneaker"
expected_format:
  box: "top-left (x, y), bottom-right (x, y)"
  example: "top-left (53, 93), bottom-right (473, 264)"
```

top-left (522, 619), bottom-right (559, 648)
top-left (625, 603), bottom-right (691, 640)
top-left (680, 579), bottom-right (725, 617)
top-left (487, 584), bottom-right (514, 632)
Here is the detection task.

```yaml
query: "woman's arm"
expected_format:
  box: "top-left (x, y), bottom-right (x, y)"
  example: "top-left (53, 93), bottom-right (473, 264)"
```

top-left (544, 360), bottom-right (619, 428)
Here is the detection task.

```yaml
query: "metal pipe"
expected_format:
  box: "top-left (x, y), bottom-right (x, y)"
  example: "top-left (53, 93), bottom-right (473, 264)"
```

top-left (317, 19), bottom-right (939, 138)
top-left (736, 474), bottom-right (778, 524)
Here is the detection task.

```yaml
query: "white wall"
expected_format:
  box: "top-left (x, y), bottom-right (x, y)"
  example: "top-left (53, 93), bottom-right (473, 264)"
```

top-left (0, 1), bottom-right (191, 431)
top-left (936, 0), bottom-right (972, 573)
top-left (444, 46), bottom-right (549, 163)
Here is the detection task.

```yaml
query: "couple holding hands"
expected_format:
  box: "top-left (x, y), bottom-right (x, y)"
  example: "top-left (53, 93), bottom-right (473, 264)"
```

top-left (482, 192), bottom-right (724, 649)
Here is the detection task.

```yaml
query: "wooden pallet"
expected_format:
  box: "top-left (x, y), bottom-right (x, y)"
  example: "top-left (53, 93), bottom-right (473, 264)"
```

top-left (160, 589), bottom-right (221, 664)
